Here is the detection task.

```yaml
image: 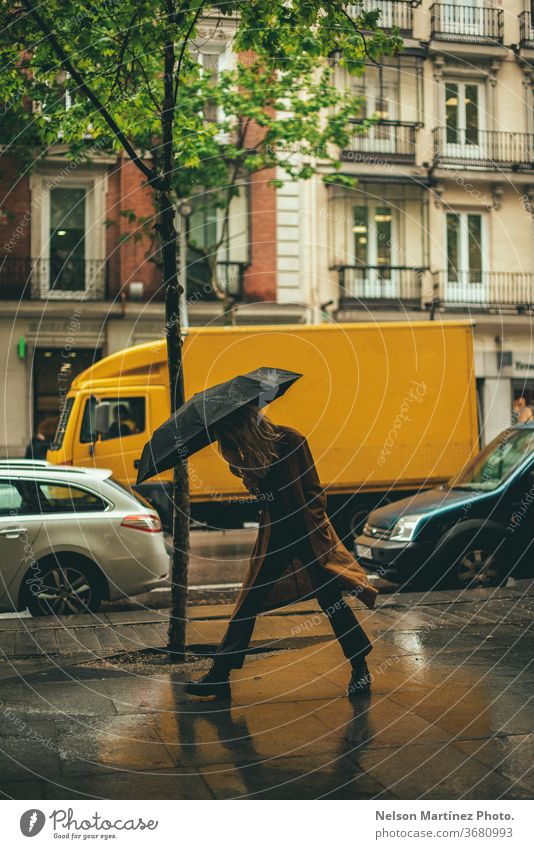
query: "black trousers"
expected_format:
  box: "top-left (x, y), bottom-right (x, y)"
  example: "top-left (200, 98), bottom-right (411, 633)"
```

top-left (214, 538), bottom-right (373, 671)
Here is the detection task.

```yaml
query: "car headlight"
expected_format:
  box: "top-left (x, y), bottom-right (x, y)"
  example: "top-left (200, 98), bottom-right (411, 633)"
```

top-left (389, 514), bottom-right (425, 542)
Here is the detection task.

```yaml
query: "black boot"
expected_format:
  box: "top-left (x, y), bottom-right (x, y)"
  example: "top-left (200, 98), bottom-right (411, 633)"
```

top-left (348, 658), bottom-right (371, 697)
top-left (184, 662), bottom-right (231, 699)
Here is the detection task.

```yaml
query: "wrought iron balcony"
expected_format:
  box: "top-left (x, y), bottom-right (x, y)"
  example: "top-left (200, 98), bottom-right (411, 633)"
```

top-left (433, 127), bottom-right (534, 170)
top-left (185, 259), bottom-right (245, 302)
top-left (0, 256), bottom-right (246, 303)
top-left (338, 265), bottom-right (424, 305)
top-left (519, 11), bottom-right (534, 50)
top-left (348, 1), bottom-right (414, 36)
top-left (341, 121), bottom-right (418, 165)
top-left (430, 3), bottom-right (503, 45)
top-left (0, 256), bottom-right (107, 300)
top-left (432, 271), bottom-right (534, 313)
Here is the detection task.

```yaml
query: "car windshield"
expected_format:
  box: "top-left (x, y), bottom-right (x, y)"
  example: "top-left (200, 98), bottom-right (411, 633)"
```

top-left (448, 427), bottom-right (534, 491)
top-left (50, 397), bottom-right (74, 450)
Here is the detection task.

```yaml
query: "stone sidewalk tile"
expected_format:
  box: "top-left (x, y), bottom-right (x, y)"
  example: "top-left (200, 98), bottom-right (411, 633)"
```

top-left (0, 579), bottom-right (532, 800)
top-left (356, 741), bottom-right (532, 800)
top-left (452, 734), bottom-right (534, 794)
top-left (197, 753), bottom-right (387, 800)
top-left (155, 698), bottom-right (347, 767)
top-left (0, 579), bottom-right (533, 665)
top-left (42, 768), bottom-right (214, 800)
top-left (0, 780), bottom-right (46, 800)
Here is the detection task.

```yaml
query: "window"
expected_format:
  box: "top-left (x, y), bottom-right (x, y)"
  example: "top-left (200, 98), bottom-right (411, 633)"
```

top-left (106, 478), bottom-right (155, 510)
top-left (445, 81), bottom-right (483, 153)
top-left (103, 397), bottom-right (145, 441)
top-left (30, 169), bottom-right (107, 300)
top-left (350, 64), bottom-right (398, 153)
top-left (446, 212), bottom-right (484, 295)
top-left (51, 396), bottom-right (75, 450)
top-left (80, 396), bottom-right (146, 443)
top-left (448, 429), bottom-right (534, 492)
top-left (80, 396), bottom-right (98, 444)
top-left (49, 187), bottom-right (86, 292)
top-left (0, 481), bottom-right (24, 517)
top-left (198, 45), bottom-right (230, 126)
top-left (353, 204), bottom-right (393, 272)
top-left (513, 380), bottom-right (534, 423)
top-left (200, 52), bottom-right (220, 123)
top-left (351, 203), bottom-right (396, 297)
top-left (32, 483), bottom-right (106, 514)
top-left (186, 197), bottom-right (219, 298)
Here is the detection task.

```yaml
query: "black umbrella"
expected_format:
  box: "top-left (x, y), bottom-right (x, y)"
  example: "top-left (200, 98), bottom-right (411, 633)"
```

top-left (136, 366), bottom-right (302, 484)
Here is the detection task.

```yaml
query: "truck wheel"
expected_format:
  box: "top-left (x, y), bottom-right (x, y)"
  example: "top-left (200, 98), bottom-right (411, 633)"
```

top-left (440, 532), bottom-right (507, 590)
top-left (22, 556), bottom-right (104, 616)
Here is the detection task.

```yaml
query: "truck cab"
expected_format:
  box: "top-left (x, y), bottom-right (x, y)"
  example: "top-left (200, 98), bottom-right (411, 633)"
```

top-left (47, 345), bottom-right (174, 525)
top-left (355, 424), bottom-right (534, 590)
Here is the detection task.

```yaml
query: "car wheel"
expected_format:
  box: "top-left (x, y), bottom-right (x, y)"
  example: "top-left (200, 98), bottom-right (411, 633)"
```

top-left (442, 533), bottom-right (506, 590)
top-left (348, 503), bottom-right (377, 540)
top-left (22, 558), bottom-right (103, 616)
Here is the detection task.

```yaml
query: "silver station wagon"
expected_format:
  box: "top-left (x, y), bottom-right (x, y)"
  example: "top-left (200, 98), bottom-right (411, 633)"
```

top-left (0, 461), bottom-right (170, 615)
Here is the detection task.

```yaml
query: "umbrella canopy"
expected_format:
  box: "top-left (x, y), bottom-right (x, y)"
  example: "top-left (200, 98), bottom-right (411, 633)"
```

top-left (136, 366), bottom-right (302, 484)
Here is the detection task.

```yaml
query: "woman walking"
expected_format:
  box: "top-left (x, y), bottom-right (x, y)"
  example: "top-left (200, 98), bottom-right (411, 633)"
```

top-left (185, 403), bottom-right (378, 700)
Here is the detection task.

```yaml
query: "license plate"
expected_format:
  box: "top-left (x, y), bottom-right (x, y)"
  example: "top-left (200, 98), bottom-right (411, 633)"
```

top-left (356, 544), bottom-right (373, 560)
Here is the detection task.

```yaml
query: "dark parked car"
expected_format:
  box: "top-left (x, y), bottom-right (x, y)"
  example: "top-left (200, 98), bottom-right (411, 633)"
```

top-left (355, 424), bottom-right (534, 590)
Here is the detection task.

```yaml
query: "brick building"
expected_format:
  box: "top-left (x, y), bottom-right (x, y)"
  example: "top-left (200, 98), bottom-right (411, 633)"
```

top-left (3, 1), bottom-right (534, 454)
top-left (0, 142), bottom-right (291, 457)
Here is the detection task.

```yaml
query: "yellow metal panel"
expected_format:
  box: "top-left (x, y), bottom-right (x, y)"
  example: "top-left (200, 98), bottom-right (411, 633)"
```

top-left (54, 321), bottom-right (478, 499)
top-left (179, 322), bottom-right (478, 498)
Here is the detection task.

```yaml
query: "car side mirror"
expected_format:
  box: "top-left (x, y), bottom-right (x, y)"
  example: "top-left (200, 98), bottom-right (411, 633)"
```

top-left (94, 402), bottom-right (111, 438)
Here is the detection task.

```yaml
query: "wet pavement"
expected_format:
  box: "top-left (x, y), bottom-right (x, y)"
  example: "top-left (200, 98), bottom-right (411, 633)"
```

top-left (0, 580), bottom-right (532, 800)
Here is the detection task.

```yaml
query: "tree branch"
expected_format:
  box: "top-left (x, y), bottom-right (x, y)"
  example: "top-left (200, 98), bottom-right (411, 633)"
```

top-left (21, 0), bottom-right (160, 186)
top-left (339, 5), bottom-right (381, 68)
top-left (173, 0), bottom-right (208, 106)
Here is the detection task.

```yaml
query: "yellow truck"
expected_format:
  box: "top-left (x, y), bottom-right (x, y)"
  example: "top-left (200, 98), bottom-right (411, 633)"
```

top-left (47, 320), bottom-right (479, 541)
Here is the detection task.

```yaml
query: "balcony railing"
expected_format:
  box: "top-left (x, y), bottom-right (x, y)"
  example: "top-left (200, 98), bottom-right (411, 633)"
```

top-left (432, 271), bottom-right (534, 313)
top-left (433, 127), bottom-right (534, 170)
top-left (186, 259), bottom-right (245, 302)
top-left (347, 1), bottom-right (413, 36)
top-left (0, 256), bottom-right (107, 300)
top-left (430, 3), bottom-right (503, 44)
top-left (0, 257), bottom-right (246, 303)
top-left (519, 11), bottom-right (534, 50)
top-left (338, 265), bottom-right (424, 304)
top-left (342, 121), bottom-right (418, 164)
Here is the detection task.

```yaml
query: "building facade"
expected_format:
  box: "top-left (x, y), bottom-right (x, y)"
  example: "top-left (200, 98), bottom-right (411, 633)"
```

top-left (1, 0), bottom-right (534, 455)
top-left (278, 0), bottom-right (534, 443)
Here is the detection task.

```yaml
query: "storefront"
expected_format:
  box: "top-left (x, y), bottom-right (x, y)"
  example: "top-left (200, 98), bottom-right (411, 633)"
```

top-left (31, 347), bottom-right (102, 444)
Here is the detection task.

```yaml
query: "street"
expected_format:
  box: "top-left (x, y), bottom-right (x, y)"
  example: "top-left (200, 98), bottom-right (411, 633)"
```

top-left (2, 0), bottom-right (534, 820)
top-left (0, 578), bottom-right (532, 800)
top-left (105, 527), bottom-right (384, 611)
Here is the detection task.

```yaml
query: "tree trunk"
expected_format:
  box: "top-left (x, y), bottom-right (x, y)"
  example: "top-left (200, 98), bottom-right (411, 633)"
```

top-left (159, 190), bottom-right (190, 658)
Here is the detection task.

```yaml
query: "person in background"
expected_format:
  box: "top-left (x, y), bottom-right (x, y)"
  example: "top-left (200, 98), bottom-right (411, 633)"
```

top-left (108, 404), bottom-right (137, 439)
top-left (517, 404), bottom-right (534, 425)
top-left (25, 426), bottom-right (50, 460)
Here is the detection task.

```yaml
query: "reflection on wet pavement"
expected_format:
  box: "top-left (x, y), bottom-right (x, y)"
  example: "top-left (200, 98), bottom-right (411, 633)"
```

top-left (0, 582), bottom-right (533, 799)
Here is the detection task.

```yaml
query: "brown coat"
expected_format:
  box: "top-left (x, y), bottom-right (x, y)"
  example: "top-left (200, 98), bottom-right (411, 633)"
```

top-left (231, 425), bottom-right (378, 619)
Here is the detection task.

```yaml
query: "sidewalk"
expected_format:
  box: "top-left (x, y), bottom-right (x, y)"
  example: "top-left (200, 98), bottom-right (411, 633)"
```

top-left (0, 580), bottom-right (533, 800)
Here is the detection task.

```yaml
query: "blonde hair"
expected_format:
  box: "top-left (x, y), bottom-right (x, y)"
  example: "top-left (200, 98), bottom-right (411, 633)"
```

top-left (214, 403), bottom-right (282, 482)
